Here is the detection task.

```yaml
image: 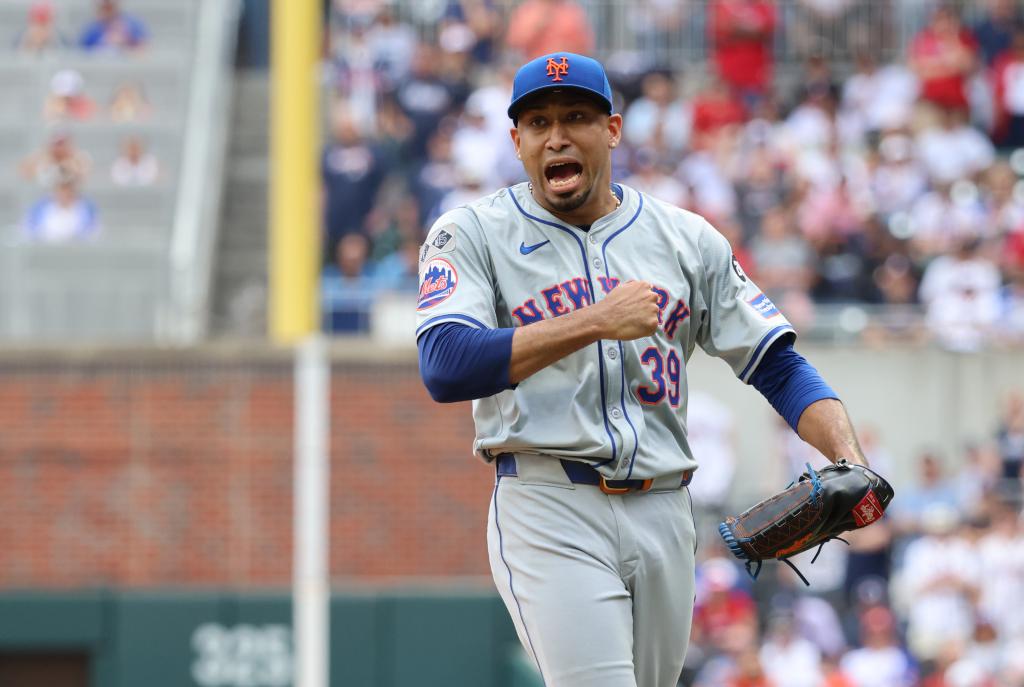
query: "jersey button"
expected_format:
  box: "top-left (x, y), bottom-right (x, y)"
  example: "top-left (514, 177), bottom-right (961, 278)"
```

top-left (607, 347), bottom-right (617, 359)
top-left (593, 257), bottom-right (602, 269)
top-left (588, 235), bottom-right (597, 244)
top-left (610, 407), bottom-right (622, 419)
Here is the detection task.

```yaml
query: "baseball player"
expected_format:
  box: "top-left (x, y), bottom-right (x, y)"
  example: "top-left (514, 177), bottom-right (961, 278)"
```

top-left (416, 52), bottom-right (870, 687)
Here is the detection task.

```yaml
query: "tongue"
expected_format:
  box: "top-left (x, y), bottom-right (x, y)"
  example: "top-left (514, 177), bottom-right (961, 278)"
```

top-left (549, 165), bottom-right (578, 181)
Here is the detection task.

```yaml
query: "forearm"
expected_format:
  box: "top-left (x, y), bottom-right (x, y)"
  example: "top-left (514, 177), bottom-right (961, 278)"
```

top-left (509, 306), bottom-right (605, 383)
top-left (796, 398), bottom-right (869, 466)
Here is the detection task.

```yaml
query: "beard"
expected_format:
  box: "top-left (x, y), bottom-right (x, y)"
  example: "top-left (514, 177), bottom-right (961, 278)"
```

top-left (544, 181), bottom-right (592, 213)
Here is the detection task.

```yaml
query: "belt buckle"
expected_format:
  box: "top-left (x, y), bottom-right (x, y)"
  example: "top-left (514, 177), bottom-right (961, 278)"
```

top-left (599, 476), bottom-right (653, 495)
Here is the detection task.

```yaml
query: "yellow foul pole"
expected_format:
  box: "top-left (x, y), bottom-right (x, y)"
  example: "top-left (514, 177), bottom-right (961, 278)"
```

top-left (270, 0), bottom-right (321, 342)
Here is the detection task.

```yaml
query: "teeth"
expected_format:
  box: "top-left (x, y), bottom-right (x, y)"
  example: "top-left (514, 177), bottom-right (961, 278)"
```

top-left (549, 172), bottom-right (581, 189)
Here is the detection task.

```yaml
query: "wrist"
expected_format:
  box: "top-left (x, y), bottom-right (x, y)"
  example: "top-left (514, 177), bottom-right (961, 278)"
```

top-left (575, 301), bottom-right (610, 341)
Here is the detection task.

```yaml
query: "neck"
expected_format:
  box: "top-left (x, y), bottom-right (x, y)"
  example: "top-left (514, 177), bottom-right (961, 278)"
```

top-left (532, 181), bottom-right (620, 226)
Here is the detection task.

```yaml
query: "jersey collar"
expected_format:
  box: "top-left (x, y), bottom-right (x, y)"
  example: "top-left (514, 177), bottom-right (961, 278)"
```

top-left (511, 182), bottom-right (636, 237)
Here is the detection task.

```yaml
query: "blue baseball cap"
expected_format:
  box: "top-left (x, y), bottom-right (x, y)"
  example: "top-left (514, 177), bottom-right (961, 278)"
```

top-left (507, 52), bottom-right (613, 121)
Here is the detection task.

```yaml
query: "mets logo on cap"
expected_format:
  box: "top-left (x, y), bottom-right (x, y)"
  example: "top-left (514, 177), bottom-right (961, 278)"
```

top-left (418, 257), bottom-right (458, 310)
top-left (546, 56), bottom-right (569, 82)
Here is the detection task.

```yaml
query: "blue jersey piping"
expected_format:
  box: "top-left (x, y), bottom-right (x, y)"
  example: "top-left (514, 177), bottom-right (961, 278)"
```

top-left (508, 188), bottom-right (617, 465)
top-left (415, 313), bottom-right (490, 338)
top-left (600, 192), bottom-right (645, 478)
top-left (739, 324), bottom-right (796, 381)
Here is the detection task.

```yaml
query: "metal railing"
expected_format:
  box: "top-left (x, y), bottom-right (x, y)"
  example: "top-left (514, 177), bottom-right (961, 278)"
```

top-left (166, 0), bottom-right (242, 344)
top-left (373, 0), bottom-right (992, 71)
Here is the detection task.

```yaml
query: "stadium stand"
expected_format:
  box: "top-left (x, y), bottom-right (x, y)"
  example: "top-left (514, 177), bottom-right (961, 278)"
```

top-left (0, 0), bottom-right (235, 343)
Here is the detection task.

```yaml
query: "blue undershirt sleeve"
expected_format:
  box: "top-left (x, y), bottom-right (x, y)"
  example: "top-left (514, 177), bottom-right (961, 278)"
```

top-left (749, 336), bottom-right (839, 432)
top-left (417, 322), bottom-right (515, 403)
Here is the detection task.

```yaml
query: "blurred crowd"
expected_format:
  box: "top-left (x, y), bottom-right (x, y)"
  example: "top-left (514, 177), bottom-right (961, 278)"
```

top-left (683, 389), bottom-right (1024, 687)
top-left (9, 0), bottom-right (159, 242)
top-left (321, 0), bottom-right (1024, 349)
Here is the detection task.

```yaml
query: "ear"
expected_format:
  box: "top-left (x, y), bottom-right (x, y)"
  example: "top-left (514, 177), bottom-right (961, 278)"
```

top-left (510, 127), bottom-right (521, 158)
top-left (607, 113), bottom-right (623, 149)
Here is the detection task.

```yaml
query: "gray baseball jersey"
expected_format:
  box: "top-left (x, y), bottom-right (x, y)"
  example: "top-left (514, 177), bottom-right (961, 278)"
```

top-left (415, 181), bottom-right (794, 480)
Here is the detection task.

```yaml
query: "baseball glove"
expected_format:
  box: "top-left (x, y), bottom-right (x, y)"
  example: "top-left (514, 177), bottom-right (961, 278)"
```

top-left (718, 459), bottom-right (894, 585)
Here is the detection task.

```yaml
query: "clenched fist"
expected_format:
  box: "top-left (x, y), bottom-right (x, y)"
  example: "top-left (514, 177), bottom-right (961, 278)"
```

top-left (592, 280), bottom-right (660, 341)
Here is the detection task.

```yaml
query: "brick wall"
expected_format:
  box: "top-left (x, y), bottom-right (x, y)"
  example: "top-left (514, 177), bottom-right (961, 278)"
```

top-left (0, 350), bottom-right (489, 588)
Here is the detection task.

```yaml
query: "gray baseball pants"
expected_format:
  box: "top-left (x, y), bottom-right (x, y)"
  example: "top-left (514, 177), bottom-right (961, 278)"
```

top-left (487, 453), bottom-right (697, 687)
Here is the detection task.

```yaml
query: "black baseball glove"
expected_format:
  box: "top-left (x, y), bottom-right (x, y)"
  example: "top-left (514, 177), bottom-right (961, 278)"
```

top-left (718, 459), bottom-right (894, 584)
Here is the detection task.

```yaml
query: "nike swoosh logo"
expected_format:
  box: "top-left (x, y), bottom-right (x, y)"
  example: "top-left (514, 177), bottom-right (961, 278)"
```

top-left (519, 240), bottom-right (550, 255)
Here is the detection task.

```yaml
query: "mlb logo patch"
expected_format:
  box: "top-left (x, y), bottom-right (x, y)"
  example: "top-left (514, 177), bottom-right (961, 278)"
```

top-left (851, 489), bottom-right (884, 527)
top-left (417, 258), bottom-right (458, 310)
top-left (747, 293), bottom-right (780, 319)
top-left (432, 229), bottom-right (453, 250)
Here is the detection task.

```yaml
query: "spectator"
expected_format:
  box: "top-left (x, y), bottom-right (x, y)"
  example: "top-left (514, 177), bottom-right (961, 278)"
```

top-left (79, 0), bottom-right (148, 52)
top-left (748, 206), bottom-right (815, 304)
top-left (916, 109), bottom-right (996, 186)
top-left (995, 391), bottom-right (1024, 482)
top-left (908, 5), bottom-right (978, 114)
top-left (394, 44), bottom-right (459, 159)
top-left (462, 62), bottom-right (522, 186)
top-left (841, 52), bottom-right (920, 135)
top-left (919, 236), bottom-right (1001, 351)
top-left (820, 653), bottom-right (857, 687)
top-left (981, 162), bottom-right (1024, 238)
top-left (898, 505), bottom-right (979, 661)
top-left (110, 135), bottom-right (158, 186)
top-left (450, 91), bottom-right (505, 192)
top-left (690, 75), bottom-right (747, 144)
top-left (869, 134), bottom-right (929, 218)
top-left (321, 103), bottom-right (390, 259)
top-left (758, 611), bottom-right (823, 687)
top-left (623, 71), bottom-right (693, 160)
top-left (22, 176), bottom-right (99, 243)
top-left (888, 452), bottom-right (962, 533)
top-left (505, 0), bottom-right (594, 60)
top-left (326, 5), bottom-right (385, 128)
top-left (975, 502), bottom-right (1024, 641)
top-left (108, 81), bottom-right (153, 122)
top-left (18, 132), bottom-right (91, 187)
top-left (999, 271), bottom-right (1024, 343)
top-left (839, 607), bottom-right (916, 687)
top-left (321, 233), bottom-right (375, 333)
top-left (372, 238), bottom-right (420, 292)
top-left (365, 7), bottom-right (417, 90)
top-left (439, 156), bottom-right (489, 214)
top-left (367, 194), bottom-right (421, 262)
top-left (43, 69), bottom-right (95, 122)
top-left (623, 147), bottom-right (689, 208)
top-left (735, 145), bottom-right (790, 242)
top-left (708, 0), bottom-right (777, 103)
top-left (908, 182), bottom-right (988, 258)
top-left (872, 253), bottom-right (921, 307)
top-left (13, 1), bottom-right (69, 55)
top-left (692, 558), bottom-right (758, 656)
top-left (727, 644), bottom-right (774, 687)
top-left (971, 0), bottom-right (1020, 67)
top-left (991, 25), bottom-right (1024, 149)
top-left (797, 175), bottom-right (866, 246)
top-left (409, 123), bottom-right (459, 227)
top-left (443, 0), bottom-right (503, 65)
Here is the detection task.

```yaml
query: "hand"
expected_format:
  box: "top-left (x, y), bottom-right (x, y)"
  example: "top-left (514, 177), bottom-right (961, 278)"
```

top-left (592, 280), bottom-right (660, 341)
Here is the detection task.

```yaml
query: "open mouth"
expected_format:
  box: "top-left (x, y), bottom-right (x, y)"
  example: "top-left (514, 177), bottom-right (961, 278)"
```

top-left (544, 160), bottom-right (583, 192)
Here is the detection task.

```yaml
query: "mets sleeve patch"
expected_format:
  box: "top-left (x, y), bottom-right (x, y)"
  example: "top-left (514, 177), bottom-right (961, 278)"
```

top-left (418, 257), bottom-right (458, 310)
